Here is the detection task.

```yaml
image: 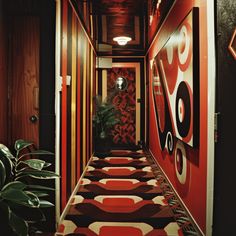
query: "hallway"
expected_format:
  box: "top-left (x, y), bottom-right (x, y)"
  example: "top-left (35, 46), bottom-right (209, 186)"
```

top-left (1, 0), bottom-right (236, 235)
top-left (56, 150), bottom-right (199, 235)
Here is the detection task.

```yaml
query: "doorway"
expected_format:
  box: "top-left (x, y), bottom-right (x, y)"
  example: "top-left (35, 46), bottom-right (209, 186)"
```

top-left (101, 62), bottom-right (142, 149)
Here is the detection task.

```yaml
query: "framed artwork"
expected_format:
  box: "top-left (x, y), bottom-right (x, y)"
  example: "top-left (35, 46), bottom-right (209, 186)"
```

top-left (228, 28), bottom-right (236, 60)
top-left (148, 0), bottom-right (175, 43)
top-left (152, 7), bottom-right (199, 152)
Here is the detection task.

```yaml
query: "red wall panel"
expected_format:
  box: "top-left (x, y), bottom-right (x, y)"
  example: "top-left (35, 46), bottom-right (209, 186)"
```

top-left (147, 0), bottom-right (208, 233)
top-left (61, 0), bottom-right (68, 210)
top-left (60, 0), bottom-right (96, 210)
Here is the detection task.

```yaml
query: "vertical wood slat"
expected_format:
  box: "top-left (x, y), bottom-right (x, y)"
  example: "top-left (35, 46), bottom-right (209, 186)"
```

top-left (71, 11), bottom-right (77, 191)
top-left (61, 0), bottom-right (68, 210)
top-left (82, 39), bottom-right (87, 169)
top-left (86, 43), bottom-right (91, 161)
top-left (66, 2), bottom-right (72, 201)
top-left (76, 23), bottom-right (81, 180)
top-left (90, 47), bottom-right (94, 155)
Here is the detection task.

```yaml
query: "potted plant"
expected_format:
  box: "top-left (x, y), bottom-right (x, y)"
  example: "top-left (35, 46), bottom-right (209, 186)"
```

top-left (0, 139), bottom-right (59, 236)
top-left (92, 95), bottom-right (121, 156)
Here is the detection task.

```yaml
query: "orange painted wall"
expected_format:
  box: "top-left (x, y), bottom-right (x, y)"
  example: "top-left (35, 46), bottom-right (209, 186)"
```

top-left (147, 0), bottom-right (208, 233)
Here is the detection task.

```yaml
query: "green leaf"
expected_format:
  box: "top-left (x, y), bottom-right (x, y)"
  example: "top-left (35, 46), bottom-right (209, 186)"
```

top-left (16, 169), bottom-right (59, 180)
top-left (9, 211), bottom-right (28, 236)
top-left (6, 202), bottom-right (46, 222)
top-left (0, 150), bottom-right (14, 182)
top-left (18, 150), bottom-right (54, 162)
top-left (99, 131), bottom-right (107, 139)
top-left (30, 191), bottom-right (49, 198)
top-left (25, 191), bottom-right (40, 208)
top-left (1, 188), bottom-right (40, 208)
top-left (43, 162), bottom-right (52, 168)
top-left (26, 184), bottom-right (55, 191)
top-left (0, 144), bottom-right (15, 160)
top-left (0, 159), bottom-right (6, 189)
top-left (2, 181), bottom-right (26, 191)
top-left (39, 200), bottom-right (54, 208)
top-left (18, 159), bottom-right (46, 171)
top-left (17, 159), bottom-right (51, 171)
top-left (14, 139), bottom-right (33, 152)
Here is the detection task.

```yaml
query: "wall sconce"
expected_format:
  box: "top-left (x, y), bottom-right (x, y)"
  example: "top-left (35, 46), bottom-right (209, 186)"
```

top-left (113, 36), bottom-right (132, 46)
top-left (115, 76), bottom-right (128, 91)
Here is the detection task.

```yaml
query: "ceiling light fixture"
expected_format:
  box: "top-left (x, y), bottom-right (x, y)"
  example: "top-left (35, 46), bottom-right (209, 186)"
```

top-left (113, 36), bottom-right (132, 46)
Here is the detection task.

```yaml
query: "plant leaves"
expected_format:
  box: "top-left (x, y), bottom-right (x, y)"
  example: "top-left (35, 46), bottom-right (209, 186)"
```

top-left (6, 202), bottom-right (46, 222)
top-left (43, 162), bottom-right (52, 168)
top-left (0, 143), bottom-right (15, 160)
top-left (30, 191), bottom-right (49, 198)
top-left (14, 139), bottom-right (33, 152)
top-left (0, 150), bottom-right (14, 182)
top-left (18, 159), bottom-right (46, 171)
top-left (9, 211), bottom-right (28, 236)
top-left (25, 191), bottom-right (40, 208)
top-left (26, 184), bottom-right (55, 191)
top-left (16, 169), bottom-right (60, 180)
top-left (18, 150), bottom-right (54, 162)
top-left (16, 159), bottom-right (51, 171)
top-left (39, 200), bottom-right (54, 208)
top-left (1, 188), bottom-right (40, 208)
top-left (2, 181), bottom-right (26, 191)
top-left (0, 159), bottom-right (6, 189)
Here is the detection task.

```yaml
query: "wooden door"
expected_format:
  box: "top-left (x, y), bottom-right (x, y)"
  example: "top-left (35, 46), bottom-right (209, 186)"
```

top-left (9, 16), bottom-right (40, 147)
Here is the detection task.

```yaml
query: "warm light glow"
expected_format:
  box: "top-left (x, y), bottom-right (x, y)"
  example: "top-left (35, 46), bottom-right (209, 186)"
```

top-left (113, 36), bottom-right (132, 46)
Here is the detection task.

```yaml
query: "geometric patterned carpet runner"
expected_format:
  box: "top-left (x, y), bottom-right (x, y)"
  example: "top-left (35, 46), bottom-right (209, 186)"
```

top-left (55, 150), bottom-right (199, 236)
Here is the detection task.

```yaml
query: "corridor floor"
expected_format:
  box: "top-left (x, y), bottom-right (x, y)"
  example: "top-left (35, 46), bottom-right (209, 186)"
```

top-left (55, 150), bottom-right (199, 236)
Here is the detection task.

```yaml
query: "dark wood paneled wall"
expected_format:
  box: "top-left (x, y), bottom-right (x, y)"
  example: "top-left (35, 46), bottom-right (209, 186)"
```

top-left (0, 0), bottom-right (8, 144)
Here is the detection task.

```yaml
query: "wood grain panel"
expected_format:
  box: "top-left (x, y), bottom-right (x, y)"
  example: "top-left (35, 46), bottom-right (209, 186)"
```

top-left (66, 3), bottom-right (72, 201)
top-left (82, 39), bottom-right (87, 169)
top-left (90, 47), bottom-right (94, 156)
top-left (76, 23), bottom-right (81, 181)
top-left (71, 11), bottom-right (77, 191)
top-left (86, 43), bottom-right (90, 162)
top-left (10, 16), bottom-right (39, 147)
top-left (0, 2), bottom-right (8, 144)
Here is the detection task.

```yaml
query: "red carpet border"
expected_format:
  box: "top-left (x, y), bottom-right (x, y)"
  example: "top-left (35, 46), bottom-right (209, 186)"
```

top-left (56, 150), bottom-right (199, 236)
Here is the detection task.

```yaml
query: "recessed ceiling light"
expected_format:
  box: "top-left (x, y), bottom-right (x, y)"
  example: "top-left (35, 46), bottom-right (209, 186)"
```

top-left (113, 36), bottom-right (132, 46)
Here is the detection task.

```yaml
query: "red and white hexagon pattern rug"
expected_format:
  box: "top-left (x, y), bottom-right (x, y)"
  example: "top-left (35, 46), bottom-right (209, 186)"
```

top-left (56, 150), bottom-right (199, 236)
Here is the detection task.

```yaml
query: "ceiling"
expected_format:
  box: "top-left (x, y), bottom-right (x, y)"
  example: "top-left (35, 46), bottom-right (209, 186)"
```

top-left (92, 0), bottom-right (147, 56)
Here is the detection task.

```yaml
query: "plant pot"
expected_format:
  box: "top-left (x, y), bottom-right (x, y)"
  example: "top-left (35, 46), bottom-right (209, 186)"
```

top-left (94, 136), bottom-right (111, 157)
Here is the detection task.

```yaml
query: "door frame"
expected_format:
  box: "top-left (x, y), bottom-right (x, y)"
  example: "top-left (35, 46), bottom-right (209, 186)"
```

top-left (206, 0), bottom-right (216, 235)
top-left (110, 62), bottom-right (141, 146)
